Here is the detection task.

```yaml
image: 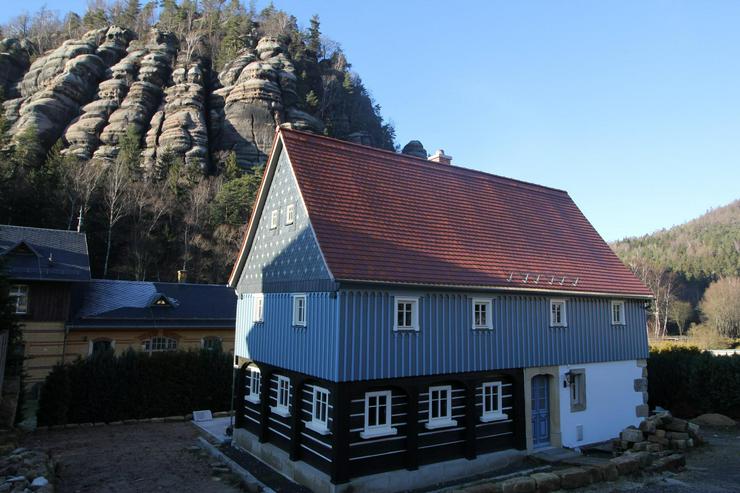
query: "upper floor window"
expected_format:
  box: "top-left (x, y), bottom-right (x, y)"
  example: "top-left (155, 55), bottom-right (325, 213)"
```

top-left (245, 365), bottom-right (261, 403)
top-left (611, 300), bottom-right (625, 325)
top-left (361, 390), bottom-right (396, 439)
top-left (426, 385), bottom-right (456, 429)
top-left (273, 375), bottom-right (291, 417)
top-left (270, 209), bottom-right (279, 229)
top-left (394, 296), bottom-right (419, 331)
top-left (472, 298), bottom-right (492, 330)
top-left (143, 336), bottom-right (177, 353)
top-left (202, 336), bottom-right (222, 351)
top-left (481, 381), bottom-right (507, 422)
top-left (293, 294), bottom-right (307, 326)
top-left (9, 284), bottom-right (29, 315)
top-left (307, 386), bottom-right (330, 435)
top-left (253, 294), bottom-right (264, 323)
top-left (285, 204), bottom-right (295, 225)
top-left (90, 338), bottom-right (114, 355)
top-left (568, 369), bottom-right (586, 412)
top-left (550, 299), bottom-right (567, 327)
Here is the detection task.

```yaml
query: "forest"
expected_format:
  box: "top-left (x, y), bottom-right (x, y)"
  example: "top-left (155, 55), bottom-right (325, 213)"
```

top-left (0, 1), bottom-right (397, 284)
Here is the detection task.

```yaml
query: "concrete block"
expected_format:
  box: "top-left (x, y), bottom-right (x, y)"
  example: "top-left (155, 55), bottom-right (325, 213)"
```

top-left (557, 468), bottom-right (592, 490)
top-left (639, 420), bottom-right (656, 433)
top-left (621, 428), bottom-right (644, 443)
top-left (596, 462), bottom-right (619, 481)
top-left (530, 472), bottom-right (560, 493)
top-left (635, 404), bottom-right (649, 418)
top-left (501, 476), bottom-right (535, 493)
top-left (610, 455), bottom-right (640, 475)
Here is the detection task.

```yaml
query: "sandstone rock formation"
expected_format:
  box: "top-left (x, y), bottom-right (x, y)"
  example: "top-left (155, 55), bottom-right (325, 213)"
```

top-left (402, 140), bottom-right (428, 159)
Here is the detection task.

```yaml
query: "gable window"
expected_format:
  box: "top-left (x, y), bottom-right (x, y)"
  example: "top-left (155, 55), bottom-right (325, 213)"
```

top-left (245, 365), bottom-right (261, 404)
top-left (472, 298), bottom-right (493, 330)
top-left (270, 210), bottom-right (279, 229)
top-left (272, 375), bottom-right (291, 417)
top-left (426, 385), bottom-right (457, 429)
top-left (394, 297), bottom-right (419, 331)
top-left (361, 390), bottom-right (396, 439)
top-left (9, 285), bottom-right (29, 315)
top-left (550, 299), bottom-right (567, 327)
top-left (202, 336), bottom-right (222, 351)
top-left (481, 382), bottom-right (507, 422)
top-left (292, 294), bottom-right (307, 326)
top-left (611, 300), bottom-right (625, 325)
top-left (143, 336), bottom-right (177, 353)
top-left (306, 386), bottom-right (331, 435)
top-left (253, 294), bottom-right (264, 323)
top-left (285, 204), bottom-right (295, 225)
top-left (568, 369), bottom-right (586, 412)
top-left (90, 339), bottom-right (114, 355)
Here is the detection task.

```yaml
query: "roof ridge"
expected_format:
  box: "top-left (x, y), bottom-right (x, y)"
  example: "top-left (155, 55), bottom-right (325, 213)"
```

top-left (0, 224), bottom-right (86, 235)
top-left (89, 278), bottom-right (228, 287)
top-left (279, 127), bottom-right (569, 196)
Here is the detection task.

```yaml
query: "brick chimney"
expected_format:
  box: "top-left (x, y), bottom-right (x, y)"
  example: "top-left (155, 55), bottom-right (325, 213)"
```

top-left (428, 149), bottom-right (452, 165)
top-left (177, 270), bottom-right (188, 283)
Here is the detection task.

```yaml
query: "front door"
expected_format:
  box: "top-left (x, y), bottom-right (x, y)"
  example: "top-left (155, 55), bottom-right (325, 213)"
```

top-left (531, 375), bottom-right (550, 448)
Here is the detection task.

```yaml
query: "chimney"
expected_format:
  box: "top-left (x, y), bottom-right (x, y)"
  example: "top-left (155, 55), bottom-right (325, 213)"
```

top-left (177, 270), bottom-right (188, 283)
top-left (428, 149), bottom-right (452, 165)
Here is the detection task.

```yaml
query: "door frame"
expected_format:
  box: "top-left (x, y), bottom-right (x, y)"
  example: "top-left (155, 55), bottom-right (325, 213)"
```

top-left (523, 367), bottom-right (561, 451)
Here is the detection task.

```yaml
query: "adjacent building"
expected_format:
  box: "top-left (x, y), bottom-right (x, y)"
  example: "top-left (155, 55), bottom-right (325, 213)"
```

top-left (229, 128), bottom-right (653, 491)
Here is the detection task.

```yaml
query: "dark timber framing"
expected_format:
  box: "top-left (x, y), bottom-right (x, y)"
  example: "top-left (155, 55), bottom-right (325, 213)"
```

top-left (237, 361), bottom-right (526, 484)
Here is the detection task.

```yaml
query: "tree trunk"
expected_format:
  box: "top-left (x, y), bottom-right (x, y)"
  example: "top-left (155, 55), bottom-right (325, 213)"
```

top-left (103, 223), bottom-right (113, 278)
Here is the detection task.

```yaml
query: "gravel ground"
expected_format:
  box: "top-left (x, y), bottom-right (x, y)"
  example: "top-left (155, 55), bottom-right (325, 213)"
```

top-left (21, 422), bottom-right (242, 493)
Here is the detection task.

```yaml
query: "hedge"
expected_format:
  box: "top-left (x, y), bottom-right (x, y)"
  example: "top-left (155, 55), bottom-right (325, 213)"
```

top-left (648, 346), bottom-right (740, 418)
top-left (37, 348), bottom-right (233, 426)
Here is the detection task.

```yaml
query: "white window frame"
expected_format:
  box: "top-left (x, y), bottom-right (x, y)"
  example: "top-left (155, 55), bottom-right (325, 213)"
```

top-left (272, 375), bottom-right (291, 417)
top-left (550, 299), bottom-right (567, 327)
top-left (143, 336), bottom-right (177, 353)
top-left (394, 296), bottom-right (419, 332)
top-left (306, 386), bottom-right (331, 435)
top-left (201, 336), bottom-right (222, 350)
top-left (270, 209), bottom-right (279, 229)
top-left (569, 369), bottom-right (587, 412)
top-left (425, 385), bottom-right (457, 429)
top-left (285, 203), bottom-right (295, 225)
top-left (253, 294), bottom-right (264, 323)
top-left (9, 284), bottom-right (29, 315)
top-left (292, 294), bottom-right (307, 327)
top-left (361, 390), bottom-right (397, 439)
top-left (472, 298), bottom-right (493, 330)
top-left (611, 300), bottom-right (626, 325)
top-left (481, 381), bottom-right (507, 422)
top-left (245, 365), bottom-right (261, 404)
top-left (88, 338), bottom-right (115, 356)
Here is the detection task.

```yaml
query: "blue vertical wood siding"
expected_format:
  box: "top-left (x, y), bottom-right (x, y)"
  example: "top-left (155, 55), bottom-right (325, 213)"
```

top-left (337, 289), bottom-right (648, 382)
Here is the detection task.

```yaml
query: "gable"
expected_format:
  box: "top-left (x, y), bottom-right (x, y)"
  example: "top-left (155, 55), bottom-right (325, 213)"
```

top-left (235, 146), bottom-right (333, 293)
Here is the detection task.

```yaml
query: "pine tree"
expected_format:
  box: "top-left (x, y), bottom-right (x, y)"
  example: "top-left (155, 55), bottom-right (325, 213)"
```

top-left (307, 14), bottom-right (321, 58)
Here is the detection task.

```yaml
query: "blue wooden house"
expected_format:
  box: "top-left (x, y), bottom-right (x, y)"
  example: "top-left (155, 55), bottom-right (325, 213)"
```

top-left (228, 128), bottom-right (652, 491)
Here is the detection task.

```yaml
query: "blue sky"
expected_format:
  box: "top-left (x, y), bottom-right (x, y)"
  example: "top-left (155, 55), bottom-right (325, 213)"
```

top-left (2, 1), bottom-right (738, 241)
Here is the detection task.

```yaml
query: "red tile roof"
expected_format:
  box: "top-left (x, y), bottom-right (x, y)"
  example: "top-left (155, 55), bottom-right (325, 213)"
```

top-left (235, 128), bottom-right (652, 297)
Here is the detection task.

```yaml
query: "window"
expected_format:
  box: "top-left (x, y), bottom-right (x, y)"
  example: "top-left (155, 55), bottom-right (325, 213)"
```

top-left (426, 385), bottom-right (456, 429)
top-left (272, 375), bottom-right (291, 417)
top-left (270, 209), bottom-right (279, 229)
top-left (307, 386), bottom-right (330, 435)
top-left (611, 300), bottom-right (625, 325)
top-left (253, 294), bottom-right (264, 323)
top-left (202, 336), bottom-right (222, 351)
top-left (550, 299), bottom-right (567, 327)
top-left (394, 297), bottom-right (419, 331)
top-left (9, 285), bottom-right (29, 315)
top-left (472, 298), bottom-right (493, 330)
top-left (568, 369), bottom-right (586, 412)
top-left (481, 382), bottom-right (507, 422)
top-left (143, 336), bottom-right (177, 353)
top-left (90, 339), bottom-right (113, 355)
top-left (245, 365), bottom-right (261, 403)
top-left (361, 390), bottom-right (396, 439)
top-left (293, 294), bottom-right (307, 326)
top-left (285, 204), bottom-right (295, 225)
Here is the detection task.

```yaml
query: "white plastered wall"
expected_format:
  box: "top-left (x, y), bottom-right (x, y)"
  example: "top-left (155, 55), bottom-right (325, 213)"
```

top-left (558, 359), bottom-right (642, 448)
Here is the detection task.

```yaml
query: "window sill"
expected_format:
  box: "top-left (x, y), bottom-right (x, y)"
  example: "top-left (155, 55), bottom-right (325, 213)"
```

top-left (393, 328), bottom-right (419, 333)
top-left (292, 324), bottom-right (307, 329)
top-left (270, 406), bottom-right (290, 418)
top-left (425, 419), bottom-right (457, 430)
top-left (550, 325), bottom-right (568, 328)
top-left (570, 405), bottom-right (586, 413)
top-left (481, 413), bottom-right (508, 423)
top-left (360, 427), bottom-right (397, 439)
top-left (305, 420), bottom-right (331, 435)
top-left (245, 395), bottom-right (260, 404)
top-left (611, 323), bottom-right (626, 326)
top-left (473, 326), bottom-right (493, 331)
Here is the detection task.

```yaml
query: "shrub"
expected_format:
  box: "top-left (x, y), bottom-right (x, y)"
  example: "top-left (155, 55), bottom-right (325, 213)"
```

top-left (648, 346), bottom-right (740, 418)
top-left (37, 348), bottom-right (233, 426)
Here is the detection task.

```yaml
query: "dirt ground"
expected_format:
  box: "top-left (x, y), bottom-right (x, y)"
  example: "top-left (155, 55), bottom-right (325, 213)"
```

top-left (21, 422), bottom-right (241, 493)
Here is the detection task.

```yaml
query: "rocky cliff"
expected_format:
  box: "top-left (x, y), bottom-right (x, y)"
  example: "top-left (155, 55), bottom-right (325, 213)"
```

top-left (0, 26), bottom-right (386, 173)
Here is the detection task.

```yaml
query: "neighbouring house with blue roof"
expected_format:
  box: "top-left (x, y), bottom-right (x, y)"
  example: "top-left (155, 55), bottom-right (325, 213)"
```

top-left (0, 224), bottom-right (237, 393)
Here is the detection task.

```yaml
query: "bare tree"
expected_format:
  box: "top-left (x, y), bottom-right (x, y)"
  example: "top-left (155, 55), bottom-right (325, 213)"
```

top-left (62, 159), bottom-right (104, 230)
top-left (102, 158), bottom-right (132, 277)
top-left (700, 277), bottom-right (740, 338)
top-left (127, 179), bottom-right (171, 279)
top-left (628, 260), bottom-right (678, 339)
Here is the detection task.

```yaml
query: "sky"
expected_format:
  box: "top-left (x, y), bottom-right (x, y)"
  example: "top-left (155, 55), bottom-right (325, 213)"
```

top-left (1, 1), bottom-right (738, 241)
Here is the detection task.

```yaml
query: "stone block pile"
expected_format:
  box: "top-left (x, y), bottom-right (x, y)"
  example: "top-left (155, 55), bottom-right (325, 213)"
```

top-left (0, 448), bottom-right (55, 493)
top-left (615, 411), bottom-right (703, 453)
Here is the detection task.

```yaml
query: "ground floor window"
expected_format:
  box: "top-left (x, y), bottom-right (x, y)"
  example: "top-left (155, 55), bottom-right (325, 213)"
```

top-left (568, 369), bottom-right (586, 412)
top-left (426, 385), bottom-right (456, 429)
top-left (246, 365), bottom-right (261, 403)
top-left (9, 284), bottom-right (29, 315)
top-left (143, 336), bottom-right (177, 353)
top-left (272, 375), bottom-right (291, 417)
top-left (90, 339), bottom-right (114, 355)
top-left (361, 390), bottom-right (396, 439)
top-left (307, 386), bottom-right (331, 435)
top-left (201, 336), bottom-right (222, 351)
top-left (481, 381), bottom-right (507, 421)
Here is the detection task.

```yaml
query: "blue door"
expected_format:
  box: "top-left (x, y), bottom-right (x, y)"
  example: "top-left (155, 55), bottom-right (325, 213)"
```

top-left (532, 375), bottom-right (550, 448)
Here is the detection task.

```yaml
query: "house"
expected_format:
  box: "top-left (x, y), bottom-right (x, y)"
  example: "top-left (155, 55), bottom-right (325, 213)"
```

top-left (0, 224), bottom-right (237, 394)
top-left (228, 128), bottom-right (653, 492)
